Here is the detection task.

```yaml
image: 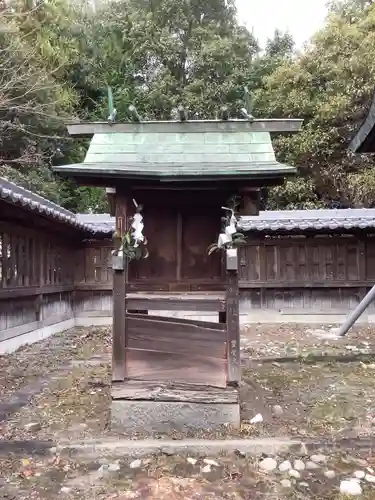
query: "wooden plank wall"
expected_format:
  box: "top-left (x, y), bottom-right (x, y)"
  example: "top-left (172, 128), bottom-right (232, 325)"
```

top-left (78, 234), bottom-right (375, 314)
top-left (0, 218), bottom-right (113, 342)
top-left (238, 234), bottom-right (375, 312)
top-left (5, 221), bottom-right (375, 344)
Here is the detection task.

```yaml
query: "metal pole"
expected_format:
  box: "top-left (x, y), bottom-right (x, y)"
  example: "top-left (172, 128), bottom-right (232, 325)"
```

top-left (336, 285), bottom-right (375, 337)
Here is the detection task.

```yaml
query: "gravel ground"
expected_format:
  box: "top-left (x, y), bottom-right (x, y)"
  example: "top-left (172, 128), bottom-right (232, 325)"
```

top-left (2, 444), bottom-right (375, 499)
top-left (2, 324), bottom-right (375, 498)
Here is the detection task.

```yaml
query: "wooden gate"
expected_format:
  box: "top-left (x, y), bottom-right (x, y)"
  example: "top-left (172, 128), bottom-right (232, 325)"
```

top-left (125, 313), bottom-right (227, 387)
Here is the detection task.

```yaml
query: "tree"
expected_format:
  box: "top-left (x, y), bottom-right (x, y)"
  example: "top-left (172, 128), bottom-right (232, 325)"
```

top-left (84, 0), bottom-right (259, 120)
top-left (256, 0), bottom-right (375, 208)
top-left (0, 0), bottom-right (79, 205)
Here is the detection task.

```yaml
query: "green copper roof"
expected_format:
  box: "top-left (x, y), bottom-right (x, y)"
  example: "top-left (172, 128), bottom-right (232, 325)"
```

top-left (54, 121), bottom-right (300, 181)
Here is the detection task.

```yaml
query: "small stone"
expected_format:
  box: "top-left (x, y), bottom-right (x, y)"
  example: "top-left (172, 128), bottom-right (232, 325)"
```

top-left (288, 469), bottom-right (301, 479)
top-left (259, 458), bottom-right (278, 472)
top-left (272, 362), bottom-right (281, 367)
top-left (310, 454), bottom-right (327, 464)
top-left (298, 443), bottom-right (309, 456)
top-left (353, 470), bottom-right (366, 479)
top-left (203, 459), bottom-right (219, 467)
top-left (234, 449), bottom-right (246, 458)
top-left (306, 461), bottom-right (320, 470)
top-left (49, 447), bottom-right (57, 454)
top-left (108, 463), bottom-right (121, 472)
top-left (340, 479), bottom-right (362, 496)
top-left (272, 405), bottom-right (284, 417)
top-left (201, 464), bottom-right (211, 473)
top-left (324, 470), bottom-right (336, 479)
top-left (293, 460), bottom-right (305, 471)
top-left (351, 457), bottom-right (368, 467)
top-left (299, 482), bottom-right (309, 488)
top-left (24, 422), bottom-right (41, 432)
top-left (60, 487), bottom-right (71, 494)
top-left (187, 457), bottom-right (197, 465)
top-left (368, 363), bottom-right (375, 369)
top-left (279, 460), bottom-right (292, 472)
top-left (129, 459), bottom-right (141, 469)
top-left (161, 448), bottom-right (174, 456)
top-left (280, 479), bottom-right (292, 488)
top-left (96, 464), bottom-right (108, 477)
top-left (250, 413), bottom-right (263, 424)
top-left (365, 473), bottom-right (375, 483)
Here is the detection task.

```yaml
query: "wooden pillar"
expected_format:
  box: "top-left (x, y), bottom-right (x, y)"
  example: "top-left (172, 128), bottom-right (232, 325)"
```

top-left (239, 189), bottom-right (261, 216)
top-left (112, 192), bottom-right (127, 382)
top-left (226, 264), bottom-right (240, 385)
top-left (225, 188), bottom-right (261, 385)
top-left (226, 248), bottom-right (240, 385)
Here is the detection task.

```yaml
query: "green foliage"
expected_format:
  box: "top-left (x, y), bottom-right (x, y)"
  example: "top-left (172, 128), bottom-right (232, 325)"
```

top-left (84, 0), bottom-right (258, 120)
top-left (257, 0), bottom-right (375, 208)
top-left (3, 0), bottom-right (375, 212)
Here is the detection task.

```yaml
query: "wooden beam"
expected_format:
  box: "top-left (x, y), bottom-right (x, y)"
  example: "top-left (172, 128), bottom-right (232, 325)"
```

top-left (66, 119), bottom-right (303, 137)
top-left (106, 187), bottom-right (116, 216)
top-left (239, 189), bottom-right (261, 216)
top-left (112, 192), bottom-right (127, 382)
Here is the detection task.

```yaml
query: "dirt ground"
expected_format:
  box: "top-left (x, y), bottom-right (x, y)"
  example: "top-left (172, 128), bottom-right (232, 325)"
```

top-left (2, 324), bottom-right (375, 499)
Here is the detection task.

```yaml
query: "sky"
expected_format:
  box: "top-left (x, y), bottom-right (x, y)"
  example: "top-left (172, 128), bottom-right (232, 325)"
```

top-left (236, 0), bottom-right (329, 49)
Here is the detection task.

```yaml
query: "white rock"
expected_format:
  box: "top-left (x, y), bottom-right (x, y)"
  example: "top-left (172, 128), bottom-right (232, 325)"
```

top-left (293, 460), bottom-right (305, 471)
top-left (259, 458), bottom-right (278, 472)
top-left (365, 473), bottom-right (375, 483)
top-left (324, 470), bottom-right (336, 479)
top-left (279, 460), bottom-right (292, 472)
top-left (310, 454), bottom-right (327, 464)
top-left (306, 461), bottom-right (320, 470)
top-left (129, 459), bottom-right (142, 469)
top-left (24, 422), bottom-right (42, 432)
top-left (353, 470), bottom-right (366, 479)
top-left (280, 479), bottom-right (292, 488)
top-left (368, 363), bottom-right (375, 369)
top-left (298, 443), bottom-right (309, 457)
top-left (60, 487), bottom-right (71, 494)
top-left (272, 405), bottom-right (284, 417)
top-left (340, 480), bottom-right (362, 496)
top-left (203, 459), bottom-right (219, 467)
top-left (108, 463), bottom-right (121, 472)
top-left (250, 413), bottom-right (263, 424)
top-left (187, 457), bottom-right (197, 465)
top-left (201, 464), bottom-right (211, 473)
top-left (299, 482), bottom-right (309, 488)
top-left (288, 469), bottom-right (301, 479)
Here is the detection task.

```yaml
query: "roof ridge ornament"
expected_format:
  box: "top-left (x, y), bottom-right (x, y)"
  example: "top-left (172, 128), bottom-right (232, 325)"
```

top-left (107, 87), bottom-right (117, 123)
top-left (240, 86), bottom-right (254, 122)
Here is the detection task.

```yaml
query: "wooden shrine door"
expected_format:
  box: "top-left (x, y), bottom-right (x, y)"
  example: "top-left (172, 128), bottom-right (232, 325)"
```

top-left (124, 313), bottom-right (227, 387)
top-left (123, 193), bottom-right (230, 388)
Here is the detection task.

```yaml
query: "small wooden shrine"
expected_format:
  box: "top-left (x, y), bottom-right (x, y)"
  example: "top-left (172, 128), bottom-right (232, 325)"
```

top-left (55, 104), bottom-right (302, 432)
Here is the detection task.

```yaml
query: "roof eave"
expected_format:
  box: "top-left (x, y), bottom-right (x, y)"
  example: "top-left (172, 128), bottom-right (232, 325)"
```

top-left (53, 165), bottom-right (297, 183)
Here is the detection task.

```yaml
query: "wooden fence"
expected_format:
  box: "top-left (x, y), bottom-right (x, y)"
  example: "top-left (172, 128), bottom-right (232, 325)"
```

top-left (0, 220), bottom-right (112, 344)
top-left (2, 219), bottom-right (375, 345)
